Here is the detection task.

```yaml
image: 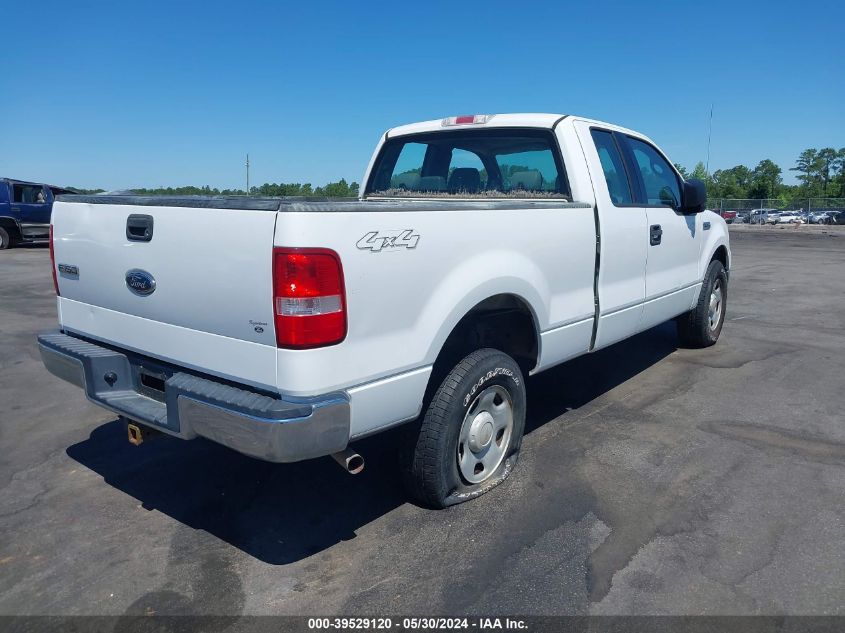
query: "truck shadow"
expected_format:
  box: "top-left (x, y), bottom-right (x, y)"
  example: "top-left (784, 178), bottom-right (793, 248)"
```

top-left (525, 320), bottom-right (679, 435)
top-left (65, 321), bottom-right (678, 565)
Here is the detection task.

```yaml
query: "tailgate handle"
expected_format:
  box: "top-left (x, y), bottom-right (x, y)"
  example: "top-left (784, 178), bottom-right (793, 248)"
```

top-left (126, 214), bottom-right (154, 242)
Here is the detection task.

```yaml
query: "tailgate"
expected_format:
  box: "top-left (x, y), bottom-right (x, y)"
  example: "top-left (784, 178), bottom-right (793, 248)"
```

top-left (51, 197), bottom-right (280, 388)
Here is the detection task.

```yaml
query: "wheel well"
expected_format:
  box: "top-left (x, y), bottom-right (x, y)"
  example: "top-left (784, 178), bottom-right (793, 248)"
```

top-left (428, 294), bottom-right (539, 397)
top-left (711, 245), bottom-right (728, 270)
top-left (0, 217), bottom-right (21, 241)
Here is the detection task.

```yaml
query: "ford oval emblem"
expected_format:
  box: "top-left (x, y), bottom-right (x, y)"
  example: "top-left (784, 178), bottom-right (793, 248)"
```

top-left (125, 269), bottom-right (156, 296)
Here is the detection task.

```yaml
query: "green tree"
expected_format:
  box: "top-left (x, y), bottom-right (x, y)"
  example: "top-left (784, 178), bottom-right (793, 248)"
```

top-left (728, 165), bottom-right (752, 192)
top-left (790, 148), bottom-right (822, 195)
top-left (674, 163), bottom-right (689, 179)
top-left (710, 166), bottom-right (751, 199)
top-left (816, 148), bottom-right (838, 195)
top-left (690, 162), bottom-right (708, 181)
top-left (315, 178), bottom-right (359, 197)
top-left (835, 148), bottom-right (845, 196)
top-left (748, 159), bottom-right (782, 199)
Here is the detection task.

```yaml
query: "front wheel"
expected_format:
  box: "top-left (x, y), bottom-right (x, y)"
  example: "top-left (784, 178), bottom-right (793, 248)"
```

top-left (677, 260), bottom-right (727, 348)
top-left (0, 227), bottom-right (12, 250)
top-left (400, 348), bottom-right (526, 508)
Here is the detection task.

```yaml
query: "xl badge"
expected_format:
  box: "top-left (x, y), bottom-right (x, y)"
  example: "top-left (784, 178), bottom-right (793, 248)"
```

top-left (357, 229), bottom-right (420, 252)
top-left (125, 269), bottom-right (156, 296)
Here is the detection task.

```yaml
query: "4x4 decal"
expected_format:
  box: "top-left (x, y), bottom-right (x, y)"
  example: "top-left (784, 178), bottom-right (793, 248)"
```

top-left (357, 229), bottom-right (420, 252)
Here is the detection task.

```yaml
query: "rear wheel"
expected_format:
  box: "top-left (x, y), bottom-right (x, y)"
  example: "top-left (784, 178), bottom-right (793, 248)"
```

top-left (400, 348), bottom-right (526, 508)
top-left (0, 227), bottom-right (12, 250)
top-left (677, 260), bottom-right (727, 348)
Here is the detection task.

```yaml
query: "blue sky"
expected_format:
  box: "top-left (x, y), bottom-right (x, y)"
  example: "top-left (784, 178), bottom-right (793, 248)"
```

top-left (2, 0), bottom-right (843, 190)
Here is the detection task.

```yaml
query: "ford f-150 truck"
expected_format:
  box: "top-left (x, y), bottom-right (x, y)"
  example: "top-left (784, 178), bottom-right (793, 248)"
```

top-left (39, 113), bottom-right (729, 507)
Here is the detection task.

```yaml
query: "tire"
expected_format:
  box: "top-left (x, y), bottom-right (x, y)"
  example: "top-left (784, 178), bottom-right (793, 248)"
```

top-left (400, 348), bottom-right (526, 508)
top-left (677, 260), bottom-right (727, 348)
top-left (0, 227), bottom-right (11, 250)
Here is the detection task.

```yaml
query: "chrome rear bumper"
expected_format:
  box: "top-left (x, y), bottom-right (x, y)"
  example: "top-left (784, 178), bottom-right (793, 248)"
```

top-left (37, 331), bottom-right (350, 463)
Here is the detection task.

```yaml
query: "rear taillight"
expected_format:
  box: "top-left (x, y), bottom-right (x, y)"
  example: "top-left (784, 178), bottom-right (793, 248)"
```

top-left (272, 248), bottom-right (346, 349)
top-left (49, 225), bottom-right (60, 296)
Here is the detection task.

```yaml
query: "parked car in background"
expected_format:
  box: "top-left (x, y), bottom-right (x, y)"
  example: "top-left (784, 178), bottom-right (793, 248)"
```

top-left (719, 210), bottom-right (737, 223)
top-left (0, 178), bottom-right (76, 249)
top-left (735, 211), bottom-right (750, 224)
top-left (765, 211), bottom-right (782, 225)
top-left (816, 210), bottom-right (845, 225)
top-left (777, 211), bottom-right (802, 224)
top-left (747, 209), bottom-right (776, 224)
top-left (821, 210), bottom-right (845, 225)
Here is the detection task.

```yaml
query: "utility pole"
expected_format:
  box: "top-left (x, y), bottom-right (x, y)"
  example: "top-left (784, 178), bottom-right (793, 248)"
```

top-left (245, 153), bottom-right (250, 196)
top-left (705, 103), bottom-right (714, 177)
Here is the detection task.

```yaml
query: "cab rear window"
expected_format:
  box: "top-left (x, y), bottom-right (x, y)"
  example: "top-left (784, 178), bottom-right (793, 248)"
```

top-left (366, 128), bottom-right (569, 198)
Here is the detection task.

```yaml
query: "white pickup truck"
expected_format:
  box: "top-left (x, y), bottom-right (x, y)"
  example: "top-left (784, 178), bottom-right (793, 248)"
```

top-left (40, 113), bottom-right (729, 507)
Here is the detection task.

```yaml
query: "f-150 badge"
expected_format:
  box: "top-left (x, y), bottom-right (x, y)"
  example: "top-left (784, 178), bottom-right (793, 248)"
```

top-left (356, 229), bottom-right (420, 252)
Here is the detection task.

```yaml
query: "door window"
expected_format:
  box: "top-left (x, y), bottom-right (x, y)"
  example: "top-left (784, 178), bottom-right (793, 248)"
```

top-left (590, 130), bottom-right (633, 205)
top-left (13, 184), bottom-right (48, 204)
top-left (627, 138), bottom-right (681, 208)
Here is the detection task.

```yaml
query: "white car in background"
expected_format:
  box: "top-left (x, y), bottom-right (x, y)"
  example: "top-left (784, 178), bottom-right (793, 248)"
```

top-left (777, 211), bottom-right (802, 224)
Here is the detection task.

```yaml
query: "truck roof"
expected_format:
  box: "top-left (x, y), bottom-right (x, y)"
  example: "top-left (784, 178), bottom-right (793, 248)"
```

top-left (1, 177), bottom-right (74, 192)
top-left (386, 113), bottom-right (641, 138)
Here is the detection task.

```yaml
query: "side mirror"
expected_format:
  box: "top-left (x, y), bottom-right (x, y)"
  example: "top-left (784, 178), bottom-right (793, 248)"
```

top-left (681, 179), bottom-right (707, 214)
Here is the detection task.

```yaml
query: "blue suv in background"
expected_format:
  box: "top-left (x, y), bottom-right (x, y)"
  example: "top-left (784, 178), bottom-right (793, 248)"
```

top-left (0, 178), bottom-right (76, 249)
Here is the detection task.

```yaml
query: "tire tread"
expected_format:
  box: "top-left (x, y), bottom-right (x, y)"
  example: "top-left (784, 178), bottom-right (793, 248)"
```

top-left (401, 348), bottom-right (518, 508)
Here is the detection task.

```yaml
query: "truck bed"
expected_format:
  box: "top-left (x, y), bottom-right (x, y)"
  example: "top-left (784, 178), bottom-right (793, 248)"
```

top-left (57, 194), bottom-right (590, 213)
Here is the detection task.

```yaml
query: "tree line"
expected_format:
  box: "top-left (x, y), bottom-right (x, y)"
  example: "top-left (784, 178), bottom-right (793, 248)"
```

top-left (67, 147), bottom-right (845, 202)
top-left (675, 147), bottom-right (845, 201)
top-left (69, 178), bottom-right (360, 198)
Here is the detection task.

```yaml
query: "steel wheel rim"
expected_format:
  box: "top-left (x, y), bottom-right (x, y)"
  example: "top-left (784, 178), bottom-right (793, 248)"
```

top-left (708, 280), bottom-right (723, 331)
top-left (457, 385), bottom-right (513, 484)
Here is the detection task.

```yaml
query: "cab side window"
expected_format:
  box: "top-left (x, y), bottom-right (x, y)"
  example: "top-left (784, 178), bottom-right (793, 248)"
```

top-left (627, 138), bottom-right (681, 208)
top-left (12, 184), bottom-right (47, 204)
top-left (590, 130), bottom-right (632, 205)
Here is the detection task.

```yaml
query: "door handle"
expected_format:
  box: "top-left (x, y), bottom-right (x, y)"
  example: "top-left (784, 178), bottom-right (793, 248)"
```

top-left (126, 214), bottom-right (154, 242)
top-left (649, 224), bottom-right (662, 246)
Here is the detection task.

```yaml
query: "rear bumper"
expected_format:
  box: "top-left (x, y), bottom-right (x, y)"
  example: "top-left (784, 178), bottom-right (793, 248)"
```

top-left (37, 331), bottom-right (350, 462)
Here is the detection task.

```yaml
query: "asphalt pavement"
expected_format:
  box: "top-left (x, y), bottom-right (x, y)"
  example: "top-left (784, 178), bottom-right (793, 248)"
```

top-left (1, 230), bottom-right (843, 616)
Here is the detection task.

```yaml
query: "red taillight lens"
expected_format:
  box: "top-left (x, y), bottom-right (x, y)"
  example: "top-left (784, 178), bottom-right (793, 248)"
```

top-left (49, 225), bottom-right (60, 296)
top-left (273, 248), bottom-right (346, 349)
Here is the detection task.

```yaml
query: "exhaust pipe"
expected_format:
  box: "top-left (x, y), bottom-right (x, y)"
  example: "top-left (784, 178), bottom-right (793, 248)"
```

top-left (126, 420), bottom-right (161, 446)
top-left (331, 448), bottom-right (364, 474)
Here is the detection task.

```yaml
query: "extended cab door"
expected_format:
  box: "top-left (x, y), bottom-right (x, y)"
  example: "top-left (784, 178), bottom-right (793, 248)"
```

top-left (619, 136), bottom-right (702, 331)
top-left (574, 122), bottom-right (648, 350)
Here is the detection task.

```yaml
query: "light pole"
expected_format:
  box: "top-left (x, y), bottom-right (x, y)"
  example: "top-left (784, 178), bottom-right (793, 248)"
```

top-left (245, 154), bottom-right (250, 196)
top-left (705, 103), bottom-right (714, 177)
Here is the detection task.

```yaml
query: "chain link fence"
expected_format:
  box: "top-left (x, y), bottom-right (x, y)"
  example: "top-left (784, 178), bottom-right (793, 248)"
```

top-left (709, 198), bottom-right (845, 225)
